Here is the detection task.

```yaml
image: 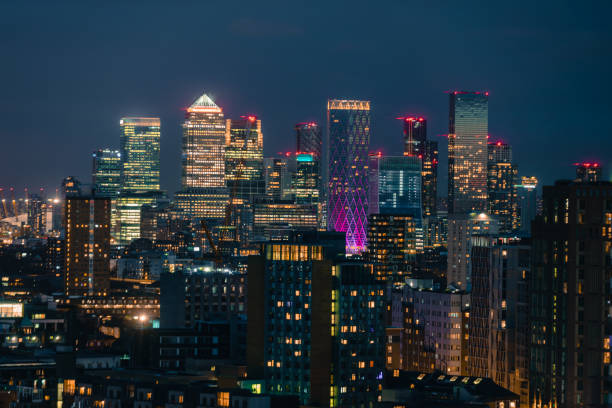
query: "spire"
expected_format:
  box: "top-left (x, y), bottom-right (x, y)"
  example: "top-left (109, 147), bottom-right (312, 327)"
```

top-left (187, 93), bottom-right (222, 113)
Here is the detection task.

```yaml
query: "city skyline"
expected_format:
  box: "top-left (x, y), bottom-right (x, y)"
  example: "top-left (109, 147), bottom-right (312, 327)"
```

top-left (0, 2), bottom-right (609, 193)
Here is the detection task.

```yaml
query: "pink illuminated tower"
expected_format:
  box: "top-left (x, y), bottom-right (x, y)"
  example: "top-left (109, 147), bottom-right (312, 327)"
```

top-left (327, 99), bottom-right (370, 254)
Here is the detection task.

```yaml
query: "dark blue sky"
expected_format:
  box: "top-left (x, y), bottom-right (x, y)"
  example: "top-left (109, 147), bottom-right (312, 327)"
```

top-left (1, 1), bottom-right (610, 196)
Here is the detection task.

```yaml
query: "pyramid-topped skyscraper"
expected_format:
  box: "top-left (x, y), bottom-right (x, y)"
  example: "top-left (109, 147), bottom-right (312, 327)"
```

top-left (174, 93), bottom-right (229, 220)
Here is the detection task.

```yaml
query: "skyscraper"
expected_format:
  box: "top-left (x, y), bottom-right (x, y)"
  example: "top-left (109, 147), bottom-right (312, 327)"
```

top-left (92, 149), bottom-right (122, 197)
top-left (327, 99), bottom-right (370, 254)
top-left (117, 117), bottom-right (163, 245)
top-left (119, 117), bottom-right (161, 191)
top-left (64, 192), bottom-right (111, 295)
top-left (530, 180), bottom-right (612, 407)
top-left (175, 93), bottom-right (229, 220)
top-left (448, 91), bottom-right (488, 214)
top-left (402, 117), bottom-right (438, 217)
top-left (295, 122), bottom-right (322, 157)
top-left (225, 116), bottom-right (265, 203)
top-left (487, 141), bottom-right (518, 234)
top-left (181, 94), bottom-right (226, 189)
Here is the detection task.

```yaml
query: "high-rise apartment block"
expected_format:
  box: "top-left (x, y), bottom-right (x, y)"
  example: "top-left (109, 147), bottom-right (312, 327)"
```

top-left (327, 99), bottom-right (370, 254)
top-left (367, 213), bottom-right (417, 282)
top-left (515, 176), bottom-right (538, 235)
top-left (530, 180), bottom-right (612, 407)
top-left (468, 236), bottom-right (530, 407)
top-left (64, 193), bottom-right (111, 295)
top-left (448, 92), bottom-right (488, 214)
top-left (247, 235), bottom-right (385, 407)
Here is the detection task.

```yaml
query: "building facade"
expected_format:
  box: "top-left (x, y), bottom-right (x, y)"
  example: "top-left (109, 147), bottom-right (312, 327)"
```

top-left (530, 180), bottom-right (612, 407)
top-left (64, 194), bottom-right (111, 295)
top-left (327, 99), bottom-right (370, 254)
top-left (367, 213), bottom-right (417, 282)
top-left (448, 92), bottom-right (488, 214)
top-left (92, 149), bottom-right (122, 197)
top-left (119, 117), bottom-right (161, 192)
top-left (487, 141), bottom-right (518, 234)
top-left (247, 238), bottom-right (385, 407)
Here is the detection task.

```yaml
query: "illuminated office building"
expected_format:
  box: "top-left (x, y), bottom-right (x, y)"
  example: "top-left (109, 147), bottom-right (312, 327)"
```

top-left (367, 213), bottom-right (417, 282)
top-left (225, 116), bottom-right (265, 203)
top-left (116, 191), bottom-right (165, 245)
top-left (487, 141), bottom-right (518, 234)
top-left (175, 93), bottom-right (229, 223)
top-left (252, 200), bottom-right (318, 241)
top-left (290, 153), bottom-right (320, 204)
top-left (120, 117), bottom-right (161, 191)
top-left (327, 99), bottom-right (370, 254)
top-left (264, 157), bottom-right (293, 200)
top-left (181, 93), bottom-right (226, 189)
top-left (92, 149), bottom-right (122, 197)
top-left (64, 193), bottom-right (111, 295)
top-left (575, 162), bottom-right (602, 182)
top-left (530, 180), bottom-right (612, 408)
top-left (515, 176), bottom-right (538, 235)
top-left (448, 91), bottom-right (488, 214)
top-left (247, 236), bottom-right (385, 407)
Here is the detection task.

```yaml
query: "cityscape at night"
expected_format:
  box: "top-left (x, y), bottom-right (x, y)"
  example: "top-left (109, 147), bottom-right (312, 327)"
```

top-left (0, 2), bottom-right (610, 408)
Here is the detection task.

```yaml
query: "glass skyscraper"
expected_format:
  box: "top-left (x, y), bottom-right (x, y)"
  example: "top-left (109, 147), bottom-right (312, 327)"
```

top-left (327, 99), bottom-right (370, 254)
top-left (448, 91), bottom-right (488, 214)
top-left (402, 117), bottom-right (438, 216)
top-left (119, 117), bottom-right (161, 191)
top-left (92, 149), bottom-right (121, 197)
top-left (118, 117), bottom-right (163, 245)
top-left (225, 116), bottom-right (265, 203)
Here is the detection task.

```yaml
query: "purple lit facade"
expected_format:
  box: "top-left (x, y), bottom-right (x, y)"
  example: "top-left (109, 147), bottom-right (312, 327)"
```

top-left (327, 99), bottom-right (370, 254)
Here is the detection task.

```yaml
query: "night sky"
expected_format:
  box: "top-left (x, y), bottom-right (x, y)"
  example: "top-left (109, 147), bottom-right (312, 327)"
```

top-left (1, 1), bottom-right (610, 197)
